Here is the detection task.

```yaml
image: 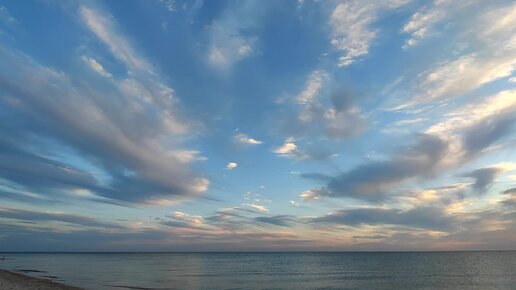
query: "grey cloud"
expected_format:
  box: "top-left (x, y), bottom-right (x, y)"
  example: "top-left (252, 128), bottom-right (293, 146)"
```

top-left (307, 134), bottom-right (448, 201)
top-left (254, 215), bottom-right (295, 227)
top-left (300, 173), bottom-right (333, 182)
top-left (0, 207), bottom-right (125, 229)
top-left (0, 224), bottom-right (172, 252)
top-left (503, 188), bottom-right (516, 195)
top-left (312, 206), bottom-right (455, 231)
top-left (161, 220), bottom-right (193, 229)
top-left (463, 114), bottom-right (516, 158)
top-left (331, 90), bottom-right (356, 112)
top-left (0, 140), bottom-right (99, 192)
top-left (461, 167), bottom-right (505, 193)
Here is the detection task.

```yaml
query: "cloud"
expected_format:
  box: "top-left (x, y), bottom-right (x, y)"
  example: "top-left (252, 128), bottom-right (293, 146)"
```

top-left (0, 207), bottom-right (125, 229)
top-left (233, 133), bottom-right (263, 145)
top-left (206, 0), bottom-right (267, 69)
top-left (405, 54), bottom-right (516, 106)
top-left (0, 140), bottom-right (99, 193)
top-left (0, 5), bottom-right (15, 25)
top-left (462, 165), bottom-right (513, 194)
top-left (0, 5), bottom-right (208, 205)
top-left (161, 211), bottom-right (204, 229)
top-left (254, 215), bottom-right (294, 227)
top-left (79, 6), bottom-right (151, 72)
top-left (302, 88), bottom-right (516, 203)
top-left (297, 70), bottom-right (329, 106)
top-left (273, 139), bottom-right (340, 161)
top-left (401, 0), bottom-right (479, 48)
top-left (247, 203), bottom-right (268, 212)
top-left (159, 0), bottom-right (176, 12)
top-left (329, 0), bottom-right (410, 67)
top-left (312, 206), bottom-right (455, 231)
top-left (300, 188), bottom-right (323, 201)
top-left (226, 162), bottom-right (238, 170)
top-left (503, 188), bottom-right (516, 195)
top-left (427, 89), bottom-right (516, 163)
top-left (81, 55), bottom-right (112, 78)
top-left (273, 141), bottom-right (298, 154)
top-left (395, 2), bottom-right (516, 108)
top-left (281, 70), bottom-right (366, 141)
top-left (302, 134), bottom-right (449, 202)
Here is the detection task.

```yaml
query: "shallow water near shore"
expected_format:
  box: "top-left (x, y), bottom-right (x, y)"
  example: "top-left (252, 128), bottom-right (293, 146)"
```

top-left (1, 252), bottom-right (515, 290)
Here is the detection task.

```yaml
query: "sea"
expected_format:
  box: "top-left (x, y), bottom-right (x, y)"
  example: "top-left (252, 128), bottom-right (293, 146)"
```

top-left (1, 252), bottom-right (515, 289)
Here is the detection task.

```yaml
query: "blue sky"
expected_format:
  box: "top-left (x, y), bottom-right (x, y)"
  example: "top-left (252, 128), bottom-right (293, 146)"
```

top-left (0, 0), bottom-right (515, 251)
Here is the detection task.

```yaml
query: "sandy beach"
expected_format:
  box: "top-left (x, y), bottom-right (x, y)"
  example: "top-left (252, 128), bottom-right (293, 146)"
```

top-left (0, 269), bottom-right (81, 290)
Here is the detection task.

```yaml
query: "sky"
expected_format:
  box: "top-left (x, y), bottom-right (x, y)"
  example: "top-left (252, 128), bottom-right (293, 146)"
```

top-left (0, 0), bottom-right (515, 252)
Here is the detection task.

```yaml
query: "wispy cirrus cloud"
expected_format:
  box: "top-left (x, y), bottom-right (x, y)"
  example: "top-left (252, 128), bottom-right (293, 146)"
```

top-left (394, 1), bottom-right (516, 109)
top-left (329, 0), bottom-right (411, 67)
top-left (401, 0), bottom-right (479, 48)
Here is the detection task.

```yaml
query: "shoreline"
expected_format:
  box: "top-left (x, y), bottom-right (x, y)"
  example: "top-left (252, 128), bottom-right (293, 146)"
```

top-left (0, 269), bottom-right (82, 290)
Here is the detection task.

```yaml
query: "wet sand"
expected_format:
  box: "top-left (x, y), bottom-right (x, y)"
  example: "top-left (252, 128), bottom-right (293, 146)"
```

top-left (0, 269), bottom-right (81, 289)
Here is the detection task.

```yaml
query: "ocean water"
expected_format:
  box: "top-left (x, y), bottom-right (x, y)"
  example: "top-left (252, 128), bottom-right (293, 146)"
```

top-left (0, 252), bottom-right (515, 289)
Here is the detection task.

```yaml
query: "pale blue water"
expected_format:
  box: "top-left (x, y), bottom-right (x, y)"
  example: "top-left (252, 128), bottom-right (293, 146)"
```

top-left (1, 252), bottom-right (515, 289)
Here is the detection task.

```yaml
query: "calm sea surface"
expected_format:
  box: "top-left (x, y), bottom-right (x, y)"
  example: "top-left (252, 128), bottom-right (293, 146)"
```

top-left (0, 252), bottom-right (515, 289)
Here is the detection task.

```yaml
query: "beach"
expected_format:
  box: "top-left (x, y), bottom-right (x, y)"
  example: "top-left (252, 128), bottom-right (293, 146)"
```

top-left (0, 269), bottom-right (81, 290)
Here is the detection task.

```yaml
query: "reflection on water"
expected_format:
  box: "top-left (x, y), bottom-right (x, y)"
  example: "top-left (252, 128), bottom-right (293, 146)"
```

top-left (1, 252), bottom-right (515, 289)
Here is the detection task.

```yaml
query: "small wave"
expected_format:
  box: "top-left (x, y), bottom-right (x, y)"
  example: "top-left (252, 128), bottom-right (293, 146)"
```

top-left (18, 269), bottom-right (48, 273)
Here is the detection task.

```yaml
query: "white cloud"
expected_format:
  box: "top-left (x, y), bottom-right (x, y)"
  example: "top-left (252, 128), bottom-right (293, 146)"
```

top-left (413, 53), bottom-right (516, 106)
top-left (391, 118), bottom-right (427, 126)
top-left (234, 133), bottom-right (263, 145)
top-left (80, 6), bottom-right (151, 72)
top-left (0, 6), bottom-right (15, 24)
top-left (329, 0), bottom-right (411, 67)
top-left (395, 2), bottom-right (516, 109)
top-left (296, 70), bottom-right (328, 105)
top-left (248, 203), bottom-right (268, 212)
top-left (81, 55), bottom-right (112, 78)
top-left (426, 90), bottom-right (516, 136)
top-left (400, 0), bottom-right (479, 48)
top-left (169, 150), bottom-right (208, 163)
top-left (206, 1), bottom-right (265, 69)
top-left (381, 118), bottom-right (427, 135)
top-left (300, 188), bottom-right (323, 201)
top-left (160, 0), bottom-right (176, 12)
top-left (273, 141), bottom-right (298, 155)
top-left (169, 210), bottom-right (205, 227)
top-left (226, 162), bottom-right (238, 170)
